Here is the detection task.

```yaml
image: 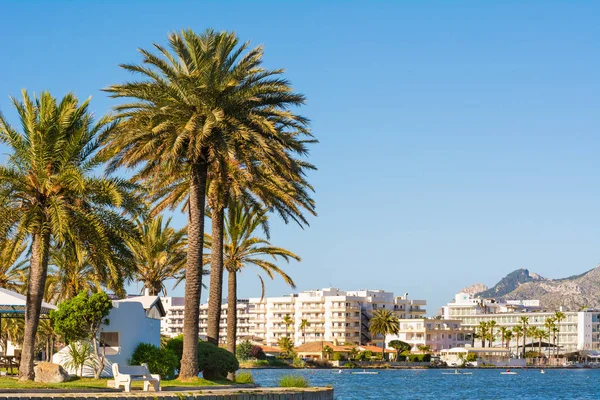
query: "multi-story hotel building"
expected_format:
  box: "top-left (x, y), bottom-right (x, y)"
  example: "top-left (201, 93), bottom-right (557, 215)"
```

top-left (386, 318), bottom-right (474, 352)
top-left (249, 288), bottom-right (426, 346)
top-left (442, 292), bottom-right (600, 353)
top-left (161, 297), bottom-right (254, 342)
top-left (161, 288), bottom-right (427, 347)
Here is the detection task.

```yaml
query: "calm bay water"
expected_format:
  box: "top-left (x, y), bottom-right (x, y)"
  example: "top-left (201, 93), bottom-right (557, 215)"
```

top-left (244, 368), bottom-right (600, 399)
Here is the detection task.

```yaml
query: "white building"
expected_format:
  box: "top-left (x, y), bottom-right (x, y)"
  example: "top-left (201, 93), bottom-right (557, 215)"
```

top-left (442, 292), bottom-right (600, 353)
top-left (386, 318), bottom-right (474, 352)
top-left (249, 288), bottom-right (426, 347)
top-left (53, 295), bottom-right (165, 376)
top-left (161, 297), bottom-right (253, 342)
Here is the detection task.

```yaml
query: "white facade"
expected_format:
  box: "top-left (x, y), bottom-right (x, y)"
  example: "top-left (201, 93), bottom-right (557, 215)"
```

top-left (249, 288), bottom-right (426, 346)
top-left (386, 318), bottom-right (473, 352)
top-left (161, 297), bottom-right (253, 342)
top-left (442, 292), bottom-right (541, 319)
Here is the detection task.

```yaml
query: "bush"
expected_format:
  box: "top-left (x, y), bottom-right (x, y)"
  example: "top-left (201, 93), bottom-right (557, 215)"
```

top-left (343, 361), bottom-right (358, 368)
top-left (164, 335), bottom-right (183, 360)
top-left (198, 341), bottom-right (239, 379)
top-left (251, 360), bottom-right (270, 367)
top-left (466, 354), bottom-right (478, 362)
top-left (249, 345), bottom-right (266, 360)
top-left (332, 352), bottom-right (343, 361)
top-left (397, 355), bottom-right (407, 361)
top-left (234, 371), bottom-right (254, 384)
top-left (407, 354), bottom-right (431, 362)
top-left (279, 374), bottom-right (310, 388)
top-left (130, 343), bottom-right (179, 379)
top-left (292, 357), bottom-right (306, 368)
top-left (268, 358), bottom-right (289, 367)
top-left (236, 340), bottom-right (253, 361)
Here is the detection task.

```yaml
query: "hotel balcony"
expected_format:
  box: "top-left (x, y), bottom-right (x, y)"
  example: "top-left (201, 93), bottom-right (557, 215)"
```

top-left (329, 305), bottom-right (360, 312)
top-left (330, 316), bottom-right (360, 322)
top-left (250, 308), bottom-right (267, 314)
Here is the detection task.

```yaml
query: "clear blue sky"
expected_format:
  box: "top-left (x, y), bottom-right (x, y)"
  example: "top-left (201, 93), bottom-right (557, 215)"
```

top-left (1, 1), bottom-right (600, 314)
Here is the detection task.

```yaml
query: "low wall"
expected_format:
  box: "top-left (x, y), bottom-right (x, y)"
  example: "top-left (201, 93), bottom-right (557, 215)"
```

top-left (0, 387), bottom-right (334, 400)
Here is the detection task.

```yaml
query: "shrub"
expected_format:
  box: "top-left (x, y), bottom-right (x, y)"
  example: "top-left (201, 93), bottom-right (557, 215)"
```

top-left (292, 357), bottom-right (306, 368)
top-left (279, 374), bottom-right (310, 388)
top-left (236, 340), bottom-right (253, 361)
top-left (198, 341), bottom-right (239, 379)
top-left (332, 352), bottom-right (343, 361)
top-left (130, 343), bottom-right (179, 379)
top-left (397, 355), bottom-right (407, 361)
top-left (466, 354), bottom-right (478, 362)
top-left (249, 345), bottom-right (266, 360)
top-left (234, 371), bottom-right (254, 384)
top-left (268, 358), bottom-right (289, 367)
top-left (343, 361), bottom-right (358, 368)
top-left (164, 335), bottom-right (183, 361)
top-left (252, 360), bottom-right (270, 367)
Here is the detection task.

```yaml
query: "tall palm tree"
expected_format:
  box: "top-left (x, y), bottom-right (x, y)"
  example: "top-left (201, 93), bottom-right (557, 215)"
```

top-left (498, 326), bottom-right (510, 349)
top-left (50, 243), bottom-right (104, 301)
top-left (127, 215), bottom-right (187, 296)
top-left (204, 202), bottom-right (298, 375)
top-left (283, 314), bottom-right (295, 338)
top-left (535, 328), bottom-right (548, 356)
top-left (487, 320), bottom-right (497, 348)
top-left (512, 325), bottom-right (522, 356)
top-left (0, 91), bottom-right (141, 380)
top-left (477, 321), bottom-right (488, 348)
top-left (554, 311), bottom-right (565, 357)
top-left (369, 309), bottom-right (400, 360)
top-left (0, 236), bottom-right (27, 292)
top-left (504, 330), bottom-right (513, 351)
top-left (544, 317), bottom-right (556, 357)
top-left (300, 319), bottom-right (310, 344)
top-left (519, 316), bottom-right (530, 358)
top-left (103, 29), bottom-right (315, 376)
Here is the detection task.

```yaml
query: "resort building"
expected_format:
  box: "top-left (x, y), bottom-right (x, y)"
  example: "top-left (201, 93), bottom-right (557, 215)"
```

top-left (248, 288), bottom-right (426, 347)
top-left (386, 318), bottom-right (474, 352)
top-left (160, 297), bottom-right (254, 342)
top-left (442, 292), bottom-right (600, 353)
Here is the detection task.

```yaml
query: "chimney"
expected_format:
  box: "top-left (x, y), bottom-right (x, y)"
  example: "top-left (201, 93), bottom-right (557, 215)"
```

top-left (144, 287), bottom-right (150, 297)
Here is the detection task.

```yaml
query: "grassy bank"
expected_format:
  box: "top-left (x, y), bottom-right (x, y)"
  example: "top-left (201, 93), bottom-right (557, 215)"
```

top-left (0, 376), bottom-right (232, 390)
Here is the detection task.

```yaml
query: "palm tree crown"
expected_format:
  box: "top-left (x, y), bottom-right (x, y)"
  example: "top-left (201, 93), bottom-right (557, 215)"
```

top-left (369, 309), bottom-right (400, 360)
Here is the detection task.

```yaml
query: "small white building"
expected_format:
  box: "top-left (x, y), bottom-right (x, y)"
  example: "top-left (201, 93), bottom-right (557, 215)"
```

top-left (386, 318), bottom-right (474, 352)
top-left (53, 294), bottom-right (165, 376)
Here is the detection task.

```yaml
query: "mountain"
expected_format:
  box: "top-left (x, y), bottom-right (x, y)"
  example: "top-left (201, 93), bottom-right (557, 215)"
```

top-left (477, 268), bottom-right (545, 298)
top-left (460, 283), bottom-right (488, 295)
top-left (471, 266), bottom-right (600, 311)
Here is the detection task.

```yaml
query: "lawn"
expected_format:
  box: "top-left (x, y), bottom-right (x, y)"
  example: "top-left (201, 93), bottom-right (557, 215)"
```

top-left (0, 376), bottom-right (231, 390)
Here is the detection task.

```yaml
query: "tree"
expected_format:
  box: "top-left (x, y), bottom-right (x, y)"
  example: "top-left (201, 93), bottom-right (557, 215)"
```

top-left (300, 319), bottom-right (310, 344)
top-left (487, 320), bottom-right (497, 347)
top-left (235, 340), bottom-right (253, 361)
top-left (519, 316), bottom-right (530, 358)
top-left (50, 291), bottom-right (113, 379)
top-left (369, 309), bottom-right (400, 360)
top-left (204, 202), bottom-right (298, 368)
top-left (544, 317), bottom-right (556, 357)
top-left (554, 311), bottom-right (565, 357)
top-left (388, 340), bottom-right (411, 361)
top-left (322, 345), bottom-right (334, 360)
top-left (283, 314), bottom-right (295, 338)
top-left (512, 325), bottom-right (522, 356)
top-left (127, 215), bottom-right (187, 296)
top-left (0, 91), bottom-right (140, 380)
top-left (535, 328), bottom-right (548, 356)
top-left (104, 29), bottom-right (315, 377)
top-left (477, 321), bottom-right (488, 348)
top-left (498, 326), bottom-right (510, 349)
top-left (0, 236), bottom-right (27, 293)
top-left (278, 337), bottom-right (294, 359)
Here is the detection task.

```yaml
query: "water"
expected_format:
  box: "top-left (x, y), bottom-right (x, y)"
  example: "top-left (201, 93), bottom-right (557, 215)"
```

top-left (245, 368), bottom-right (600, 399)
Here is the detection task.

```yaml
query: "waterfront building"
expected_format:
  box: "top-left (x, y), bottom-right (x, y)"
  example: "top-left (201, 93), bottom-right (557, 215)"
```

top-left (442, 292), bottom-right (600, 353)
top-left (386, 318), bottom-right (474, 352)
top-left (249, 288), bottom-right (427, 346)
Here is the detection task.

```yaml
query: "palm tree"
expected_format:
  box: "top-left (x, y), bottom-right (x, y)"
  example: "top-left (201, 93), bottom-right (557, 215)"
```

top-left (498, 326), bottom-right (510, 349)
top-left (519, 316), bottom-right (530, 358)
top-left (127, 215), bottom-right (186, 296)
top-left (204, 202), bottom-right (298, 374)
top-left (50, 243), bottom-right (105, 301)
top-left (504, 330), bottom-right (513, 351)
top-left (477, 321), bottom-right (488, 348)
top-left (0, 236), bottom-right (27, 292)
top-left (103, 29), bottom-right (315, 376)
top-left (535, 328), bottom-right (548, 356)
top-left (300, 319), bottom-right (310, 344)
top-left (554, 311), bottom-right (565, 357)
top-left (488, 320), bottom-right (497, 347)
top-left (283, 314), bottom-right (295, 338)
top-left (544, 317), bottom-right (556, 357)
top-left (369, 309), bottom-right (400, 360)
top-left (278, 337), bottom-right (294, 359)
top-left (0, 91), bottom-right (140, 380)
top-left (512, 325), bottom-right (522, 356)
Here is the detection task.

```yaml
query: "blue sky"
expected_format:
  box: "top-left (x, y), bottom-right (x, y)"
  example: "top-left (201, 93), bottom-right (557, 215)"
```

top-left (1, 1), bottom-right (600, 313)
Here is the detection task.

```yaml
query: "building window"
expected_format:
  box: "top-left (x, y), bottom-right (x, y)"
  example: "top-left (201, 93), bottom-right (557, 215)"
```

top-left (100, 332), bottom-right (119, 347)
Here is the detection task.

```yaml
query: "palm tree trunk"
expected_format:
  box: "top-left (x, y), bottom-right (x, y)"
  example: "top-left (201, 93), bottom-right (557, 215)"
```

top-left (382, 335), bottom-right (386, 361)
top-left (19, 231), bottom-right (50, 381)
top-left (522, 328), bottom-right (526, 358)
top-left (226, 269), bottom-right (237, 381)
top-left (207, 206), bottom-right (225, 345)
top-left (179, 161), bottom-right (208, 379)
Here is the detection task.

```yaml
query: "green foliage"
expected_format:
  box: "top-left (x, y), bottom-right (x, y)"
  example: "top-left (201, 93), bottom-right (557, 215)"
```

top-left (466, 354), bottom-right (478, 362)
top-left (198, 341), bottom-right (239, 379)
top-left (234, 371), bottom-right (254, 384)
top-left (63, 341), bottom-right (97, 376)
top-left (250, 360), bottom-right (270, 367)
top-left (51, 291), bottom-right (113, 342)
top-left (292, 357), bottom-right (306, 368)
top-left (279, 374), bottom-right (310, 388)
top-left (277, 337), bottom-right (295, 358)
top-left (407, 354), bottom-right (431, 362)
top-left (164, 335), bottom-right (184, 360)
top-left (369, 309), bottom-right (400, 338)
top-left (332, 352), bottom-right (343, 361)
top-left (129, 343), bottom-right (179, 379)
top-left (343, 361), bottom-right (358, 368)
top-left (236, 340), bottom-right (253, 361)
top-left (388, 340), bottom-right (411, 353)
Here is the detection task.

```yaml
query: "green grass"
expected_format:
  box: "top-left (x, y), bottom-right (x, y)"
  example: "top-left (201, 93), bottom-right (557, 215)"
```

top-left (0, 376), bottom-right (233, 390)
top-left (234, 372), bottom-right (254, 384)
top-left (278, 374), bottom-right (310, 388)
